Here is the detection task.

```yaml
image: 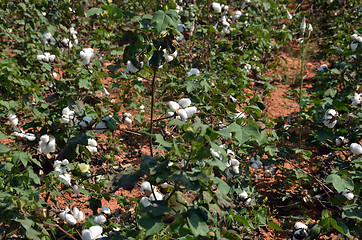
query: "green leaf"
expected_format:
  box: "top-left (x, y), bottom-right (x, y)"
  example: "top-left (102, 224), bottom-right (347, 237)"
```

top-left (268, 221), bottom-right (282, 231)
top-left (139, 215), bottom-right (164, 236)
top-left (107, 117), bottom-right (117, 131)
top-left (342, 204), bottom-right (362, 220)
top-left (108, 170), bottom-right (141, 192)
top-left (0, 143), bottom-right (10, 153)
top-left (151, 10), bottom-right (179, 34)
top-left (309, 224), bottom-right (321, 237)
top-left (325, 174), bottom-right (354, 193)
top-left (187, 212), bottom-right (209, 237)
top-left (78, 78), bottom-right (92, 89)
top-left (87, 8), bottom-right (103, 17)
top-left (155, 134), bottom-right (172, 148)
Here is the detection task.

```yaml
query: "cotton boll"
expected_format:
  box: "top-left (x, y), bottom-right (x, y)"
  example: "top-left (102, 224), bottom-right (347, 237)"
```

top-left (168, 101), bottom-right (180, 112)
top-left (150, 191), bottom-right (163, 201)
top-left (286, 9), bottom-right (293, 20)
top-left (335, 136), bottom-right (346, 147)
top-left (239, 190), bottom-right (248, 200)
top-left (351, 93), bottom-right (362, 106)
top-left (8, 115), bottom-right (18, 126)
top-left (342, 189), bottom-right (354, 200)
top-left (25, 133), bottom-right (36, 141)
top-left (95, 121), bottom-right (107, 134)
top-left (73, 207), bottom-right (84, 222)
top-left (80, 48), bottom-right (95, 65)
top-left (187, 68), bottom-right (200, 77)
top-left (294, 222), bottom-right (308, 230)
top-left (140, 197), bottom-right (152, 207)
top-left (82, 226), bottom-right (103, 240)
top-left (293, 229), bottom-right (308, 240)
top-left (37, 55), bottom-right (45, 61)
top-left (94, 215), bottom-right (107, 225)
top-left (48, 137), bottom-right (56, 152)
top-left (65, 213), bottom-right (77, 225)
top-left (102, 206), bottom-right (111, 215)
top-left (350, 143), bottom-right (362, 155)
top-left (49, 54), bottom-right (55, 62)
top-left (177, 109), bottom-right (188, 121)
top-left (317, 64), bottom-right (328, 72)
top-left (140, 105), bottom-right (145, 113)
top-left (124, 117), bottom-right (133, 125)
top-left (232, 10), bottom-right (242, 21)
top-left (210, 148), bottom-right (221, 159)
top-left (167, 112), bottom-right (175, 117)
top-left (83, 116), bottom-right (93, 124)
top-left (177, 24), bottom-right (186, 33)
top-left (59, 173), bottom-right (71, 186)
top-left (323, 109), bottom-right (338, 128)
top-left (178, 98), bottom-right (191, 108)
top-left (140, 181), bottom-right (153, 195)
top-left (351, 42), bottom-right (358, 51)
top-left (87, 138), bottom-right (97, 147)
top-left (14, 131), bottom-right (26, 138)
top-left (212, 2), bottom-right (222, 13)
top-left (185, 106), bottom-right (197, 118)
top-left (300, 17), bottom-right (306, 35)
top-left (124, 60), bottom-right (140, 73)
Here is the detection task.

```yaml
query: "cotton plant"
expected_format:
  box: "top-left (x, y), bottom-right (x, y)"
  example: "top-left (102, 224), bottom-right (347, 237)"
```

top-left (59, 207), bottom-right (84, 225)
top-left (323, 109), bottom-right (338, 128)
top-left (167, 98), bottom-right (197, 121)
top-left (350, 143), bottom-right (362, 155)
top-left (80, 48), bottom-right (95, 66)
top-left (62, 107), bottom-right (78, 124)
top-left (86, 138), bottom-right (98, 154)
top-left (250, 155), bottom-right (263, 169)
top-left (38, 134), bottom-right (56, 155)
top-left (37, 52), bottom-right (56, 62)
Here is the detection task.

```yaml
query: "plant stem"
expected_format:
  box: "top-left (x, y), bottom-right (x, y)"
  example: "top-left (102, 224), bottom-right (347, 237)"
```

top-left (298, 41), bottom-right (305, 148)
top-left (149, 70), bottom-right (157, 157)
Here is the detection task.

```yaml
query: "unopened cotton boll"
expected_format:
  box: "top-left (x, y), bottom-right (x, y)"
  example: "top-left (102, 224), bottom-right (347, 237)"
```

top-left (350, 143), bottom-right (362, 155)
top-left (212, 2), bottom-right (222, 13)
top-left (94, 215), bottom-right (107, 225)
top-left (351, 93), bottom-right (362, 106)
top-left (80, 48), bottom-right (95, 65)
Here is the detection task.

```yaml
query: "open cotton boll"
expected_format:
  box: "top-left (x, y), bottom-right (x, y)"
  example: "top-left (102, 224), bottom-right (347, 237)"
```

top-left (177, 109), bottom-right (188, 121)
top-left (102, 206), bottom-right (111, 215)
top-left (59, 173), bottom-right (71, 186)
top-left (124, 60), bottom-right (141, 73)
top-left (187, 68), bottom-right (200, 77)
top-left (317, 64), bottom-right (328, 72)
top-left (168, 101), bottom-right (181, 112)
top-left (286, 9), bottom-right (293, 20)
top-left (140, 105), bottom-right (145, 113)
top-left (73, 207), bottom-right (84, 222)
top-left (150, 191), bottom-right (163, 201)
top-left (8, 114), bottom-right (18, 126)
top-left (25, 133), bottom-right (36, 141)
top-left (37, 55), bottom-right (45, 61)
top-left (94, 215), bottom-right (107, 225)
top-left (80, 48), bottom-right (95, 65)
top-left (140, 197), bottom-right (152, 207)
top-left (86, 138), bottom-right (97, 153)
top-left (124, 117), bottom-right (133, 125)
top-left (239, 190), bottom-right (248, 200)
top-left (335, 136), bottom-right (346, 147)
top-left (294, 222), bottom-right (308, 230)
top-left (140, 181), bottom-right (153, 195)
top-left (210, 148), bottom-right (221, 159)
top-left (81, 226), bottom-right (103, 240)
top-left (14, 131), bottom-right (26, 138)
top-left (59, 208), bottom-right (70, 220)
top-left (350, 143), bottom-right (362, 155)
top-left (351, 41), bottom-right (358, 51)
top-left (351, 34), bottom-right (358, 41)
top-left (178, 98), bottom-right (191, 108)
top-left (65, 213), bottom-right (77, 225)
top-left (185, 106), bottom-right (197, 118)
top-left (212, 2), bottom-right (222, 13)
top-left (232, 10), bottom-right (242, 21)
top-left (342, 189), bottom-right (354, 200)
top-left (323, 109), bottom-right (338, 128)
top-left (351, 93), bottom-right (362, 106)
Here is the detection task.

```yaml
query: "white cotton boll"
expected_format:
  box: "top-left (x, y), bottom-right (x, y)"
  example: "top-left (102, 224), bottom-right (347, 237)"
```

top-left (294, 222), bottom-right (308, 230)
top-left (43, 31), bottom-right (52, 40)
top-left (48, 54), bottom-right (55, 62)
top-left (48, 137), bottom-right (56, 152)
top-left (225, 168), bottom-right (233, 179)
top-left (50, 37), bottom-right (56, 46)
top-left (102, 206), bottom-right (111, 215)
top-left (25, 133), bottom-right (36, 141)
top-left (52, 72), bottom-right (58, 79)
top-left (317, 64), bottom-right (328, 72)
top-left (227, 149), bottom-right (235, 158)
top-left (140, 105), bottom-right (145, 112)
top-left (327, 0), bottom-right (333, 4)
top-left (324, 119), bottom-right (337, 128)
top-left (221, 15), bottom-right (230, 27)
top-left (73, 207), bottom-right (84, 222)
top-left (124, 117), bottom-right (132, 125)
top-left (140, 197), bottom-right (151, 207)
top-left (176, 35), bottom-right (184, 41)
top-left (177, 24), bottom-right (186, 33)
top-left (94, 215), bottom-right (107, 225)
top-left (324, 109), bottom-right (338, 128)
top-left (62, 107), bottom-right (72, 116)
top-left (245, 197), bottom-right (252, 205)
top-left (232, 10), bottom-right (242, 21)
top-left (87, 146), bottom-right (97, 154)
top-left (140, 181), bottom-right (153, 194)
top-left (177, 109), bottom-right (188, 121)
top-left (178, 98), bottom-right (191, 108)
top-left (81, 230), bottom-right (92, 240)
top-left (185, 106), bottom-right (197, 118)
top-left (300, 17), bottom-right (306, 34)
top-left (14, 131), bottom-right (26, 138)
top-left (168, 101), bottom-right (180, 112)
top-left (239, 190), bottom-right (248, 200)
top-left (342, 189), bottom-right (354, 200)
top-left (351, 42), bottom-right (358, 51)
top-left (351, 93), bottom-right (362, 106)
top-left (59, 173), bottom-right (71, 186)
top-left (350, 143), bottom-right (362, 155)
top-left (59, 208), bottom-right (70, 220)
top-left (86, 226), bottom-right (103, 240)
top-left (80, 48), bottom-right (95, 65)
top-left (123, 112), bottom-right (132, 118)
top-left (187, 68), bottom-right (200, 77)
top-left (212, 2), bottom-right (222, 13)
top-left (8, 115), bottom-right (18, 126)
top-left (37, 55), bottom-right (45, 61)
top-left (351, 34), bottom-right (358, 41)
top-left (40, 134), bottom-right (50, 143)
top-left (65, 213), bottom-right (77, 225)
top-left (167, 112), bottom-right (175, 117)
top-left (232, 165), bottom-right (239, 174)
top-left (357, 36), bottom-right (362, 43)
top-left (72, 185), bottom-right (81, 194)
top-left (150, 191), bottom-right (163, 201)
top-left (286, 10), bottom-right (293, 20)
top-left (87, 138), bottom-right (97, 147)
top-left (210, 148), bottom-right (221, 159)
top-left (251, 162), bottom-right (259, 169)
top-left (124, 60), bottom-right (140, 73)
top-left (335, 136), bottom-right (346, 147)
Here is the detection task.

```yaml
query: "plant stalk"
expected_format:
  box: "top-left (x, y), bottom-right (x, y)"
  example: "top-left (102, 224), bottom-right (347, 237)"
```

top-left (149, 70), bottom-right (157, 157)
top-left (298, 41), bottom-right (305, 148)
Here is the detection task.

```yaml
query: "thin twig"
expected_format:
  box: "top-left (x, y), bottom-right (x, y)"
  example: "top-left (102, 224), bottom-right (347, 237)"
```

top-left (43, 222), bottom-right (77, 240)
top-left (149, 70), bottom-right (157, 157)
